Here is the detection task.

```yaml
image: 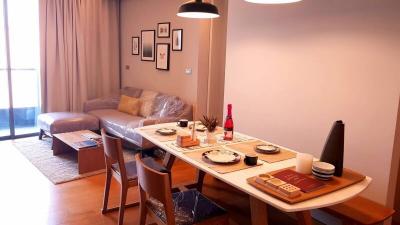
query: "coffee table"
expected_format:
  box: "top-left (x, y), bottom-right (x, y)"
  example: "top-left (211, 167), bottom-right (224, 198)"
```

top-left (52, 130), bottom-right (105, 174)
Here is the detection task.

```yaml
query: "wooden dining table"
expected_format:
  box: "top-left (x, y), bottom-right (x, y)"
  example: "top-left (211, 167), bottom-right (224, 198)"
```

top-left (135, 123), bottom-right (371, 225)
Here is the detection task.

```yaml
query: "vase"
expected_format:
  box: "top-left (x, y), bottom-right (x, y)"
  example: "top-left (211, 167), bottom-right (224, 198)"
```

top-left (205, 130), bottom-right (217, 144)
top-left (320, 120), bottom-right (345, 177)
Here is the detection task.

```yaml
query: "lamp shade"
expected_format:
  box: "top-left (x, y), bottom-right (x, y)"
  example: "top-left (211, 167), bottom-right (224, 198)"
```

top-left (177, 0), bottom-right (220, 19)
top-left (245, 0), bottom-right (302, 4)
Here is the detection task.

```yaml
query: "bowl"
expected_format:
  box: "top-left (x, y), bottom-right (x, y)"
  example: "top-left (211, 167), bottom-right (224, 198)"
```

top-left (312, 170), bottom-right (333, 180)
top-left (312, 161), bottom-right (335, 174)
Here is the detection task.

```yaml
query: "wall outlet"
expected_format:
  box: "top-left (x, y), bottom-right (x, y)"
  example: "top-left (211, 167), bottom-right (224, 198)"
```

top-left (185, 68), bottom-right (192, 75)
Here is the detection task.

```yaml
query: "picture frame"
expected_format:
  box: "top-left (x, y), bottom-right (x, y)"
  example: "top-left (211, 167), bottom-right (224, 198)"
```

top-left (172, 29), bottom-right (183, 51)
top-left (156, 43), bottom-right (170, 70)
top-left (141, 30), bottom-right (155, 61)
top-left (157, 22), bottom-right (170, 38)
top-left (131, 36), bottom-right (139, 55)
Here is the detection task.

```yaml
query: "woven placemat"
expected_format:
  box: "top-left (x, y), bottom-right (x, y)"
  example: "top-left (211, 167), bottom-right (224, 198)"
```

top-left (184, 147), bottom-right (262, 174)
top-left (226, 140), bottom-right (296, 163)
top-left (141, 127), bottom-right (190, 142)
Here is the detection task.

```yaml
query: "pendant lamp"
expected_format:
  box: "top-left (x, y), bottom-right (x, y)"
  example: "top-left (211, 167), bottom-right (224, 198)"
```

top-left (177, 0), bottom-right (220, 19)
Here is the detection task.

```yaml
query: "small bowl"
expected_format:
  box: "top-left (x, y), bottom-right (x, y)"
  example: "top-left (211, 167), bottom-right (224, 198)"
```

top-left (312, 167), bottom-right (335, 175)
top-left (312, 170), bottom-right (333, 180)
top-left (312, 161), bottom-right (335, 174)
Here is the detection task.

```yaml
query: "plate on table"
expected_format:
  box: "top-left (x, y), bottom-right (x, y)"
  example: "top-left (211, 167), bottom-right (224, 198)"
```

top-left (255, 144), bottom-right (280, 154)
top-left (202, 149), bottom-right (240, 164)
top-left (156, 128), bottom-right (177, 136)
top-left (189, 123), bottom-right (207, 132)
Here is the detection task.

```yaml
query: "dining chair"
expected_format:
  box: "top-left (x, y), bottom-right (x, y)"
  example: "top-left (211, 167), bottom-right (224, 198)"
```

top-left (135, 154), bottom-right (230, 225)
top-left (101, 129), bottom-right (168, 225)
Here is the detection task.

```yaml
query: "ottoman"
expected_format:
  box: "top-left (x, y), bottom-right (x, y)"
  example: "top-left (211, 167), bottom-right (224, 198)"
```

top-left (37, 112), bottom-right (99, 140)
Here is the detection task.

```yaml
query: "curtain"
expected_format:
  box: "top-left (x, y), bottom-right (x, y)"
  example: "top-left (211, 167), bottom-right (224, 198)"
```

top-left (39, 0), bottom-right (120, 112)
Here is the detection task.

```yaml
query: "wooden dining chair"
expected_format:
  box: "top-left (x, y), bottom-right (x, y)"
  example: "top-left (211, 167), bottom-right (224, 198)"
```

top-left (135, 154), bottom-right (230, 225)
top-left (101, 129), bottom-right (168, 225)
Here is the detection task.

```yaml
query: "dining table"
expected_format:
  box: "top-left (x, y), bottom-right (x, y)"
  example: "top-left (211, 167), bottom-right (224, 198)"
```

top-left (135, 122), bottom-right (371, 225)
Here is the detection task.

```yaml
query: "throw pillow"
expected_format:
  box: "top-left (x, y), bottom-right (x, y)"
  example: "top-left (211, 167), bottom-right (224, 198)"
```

top-left (139, 90), bottom-right (158, 117)
top-left (118, 95), bottom-right (141, 116)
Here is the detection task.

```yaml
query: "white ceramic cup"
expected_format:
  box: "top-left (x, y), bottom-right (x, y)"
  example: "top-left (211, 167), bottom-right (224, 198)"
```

top-left (295, 153), bottom-right (314, 174)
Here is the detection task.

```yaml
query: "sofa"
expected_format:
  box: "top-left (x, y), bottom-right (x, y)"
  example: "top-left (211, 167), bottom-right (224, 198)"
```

top-left (84, 87), bottom-right (192, 149)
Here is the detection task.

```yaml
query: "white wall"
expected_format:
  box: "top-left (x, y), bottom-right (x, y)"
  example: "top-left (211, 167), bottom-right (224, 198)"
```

top-left (224, 0), bottom-right (400, 204)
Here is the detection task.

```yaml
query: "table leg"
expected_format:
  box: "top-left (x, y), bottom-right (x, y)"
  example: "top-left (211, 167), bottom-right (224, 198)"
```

top-left (164, 152), bottom-right (205, 192)
top-left (296, 211), bottom-right (313, 225)
top-left (195, 170), bottom-right (206, 192)
top-left (78, 147), bottom-right (105, 174)
top-left (249, 195), bottom-right (269, 225)
top-left (52, 136), bottom-right (68, 156)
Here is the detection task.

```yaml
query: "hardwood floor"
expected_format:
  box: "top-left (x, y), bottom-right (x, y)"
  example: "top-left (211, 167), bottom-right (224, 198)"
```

top-left (0, 139), bottom-right (306, 225)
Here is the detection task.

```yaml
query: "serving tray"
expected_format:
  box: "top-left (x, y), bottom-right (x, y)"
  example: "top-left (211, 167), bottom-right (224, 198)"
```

top-left (247, 167), bottom-right (365, 204)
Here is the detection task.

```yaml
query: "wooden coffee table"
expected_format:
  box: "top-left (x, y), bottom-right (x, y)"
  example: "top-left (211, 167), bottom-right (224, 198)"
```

top-left (52, 130), bottom-right (105, 174)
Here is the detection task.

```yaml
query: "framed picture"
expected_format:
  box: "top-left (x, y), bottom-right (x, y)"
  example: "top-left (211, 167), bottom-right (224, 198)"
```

top-left (172, 29), bottom-right (183, 51)
top-left (157, 22), bottom-right (170, 38)
top-left (156, 43), bottom-right (170, 70)
top-left (131, 36), bottom-right (139, 55)
top-left (141, 30), bottom-right (155, 61)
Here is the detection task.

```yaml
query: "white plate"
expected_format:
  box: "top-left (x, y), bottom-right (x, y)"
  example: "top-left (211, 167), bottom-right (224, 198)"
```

top-left (156, 128), bottom-right (177, 136)
top-left (256, 144), bottom-right (280, 154)
top-left (203, 149), bottom-right (240, 164)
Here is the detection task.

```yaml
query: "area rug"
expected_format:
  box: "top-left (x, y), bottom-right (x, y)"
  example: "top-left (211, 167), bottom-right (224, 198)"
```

top-left (12, 137), bottom-right (136, 185)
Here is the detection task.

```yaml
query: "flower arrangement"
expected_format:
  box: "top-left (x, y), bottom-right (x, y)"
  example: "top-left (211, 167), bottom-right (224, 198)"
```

top-left (200, 115), bottom-right (218, 132)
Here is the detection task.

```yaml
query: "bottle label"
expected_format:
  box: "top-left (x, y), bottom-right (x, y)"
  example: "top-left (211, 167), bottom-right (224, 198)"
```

top-left (224, 131), bottom-right (233, 140)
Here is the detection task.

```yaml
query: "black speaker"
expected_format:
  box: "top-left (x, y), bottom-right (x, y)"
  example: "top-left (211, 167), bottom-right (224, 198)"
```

top-left (320, 120), bottom-right (345, 177)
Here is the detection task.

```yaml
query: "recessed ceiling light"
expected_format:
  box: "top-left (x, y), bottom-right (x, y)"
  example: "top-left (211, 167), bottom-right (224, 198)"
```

top-left (177, 0), bottom-right (220, 19)
top-left (245, 0), bottom-right (303, 4)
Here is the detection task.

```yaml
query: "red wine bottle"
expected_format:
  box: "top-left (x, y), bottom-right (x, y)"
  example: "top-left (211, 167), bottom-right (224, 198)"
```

top-left (224, 104), bottom-right (234, 141)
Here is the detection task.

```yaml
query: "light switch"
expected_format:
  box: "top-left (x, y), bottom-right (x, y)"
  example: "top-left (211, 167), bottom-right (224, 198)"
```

top-left (185, 68), bottom-right (192, 75)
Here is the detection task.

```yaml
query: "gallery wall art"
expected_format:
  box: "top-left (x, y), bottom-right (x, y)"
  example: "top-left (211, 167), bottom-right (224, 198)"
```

top-left (141, 30), bottom-right (155, 61)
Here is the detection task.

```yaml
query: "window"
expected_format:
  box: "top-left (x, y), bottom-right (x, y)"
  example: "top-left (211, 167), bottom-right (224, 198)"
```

top-left (0, 0), bottom-right (40, 139)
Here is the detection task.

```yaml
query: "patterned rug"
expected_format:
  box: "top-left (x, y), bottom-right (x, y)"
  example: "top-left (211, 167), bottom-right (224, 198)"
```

top-left (12, 137), bottom-right (136, 185)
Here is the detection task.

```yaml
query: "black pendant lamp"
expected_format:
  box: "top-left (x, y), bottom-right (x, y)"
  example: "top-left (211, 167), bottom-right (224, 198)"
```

top-left (177, 0), bottom-right (220, 19)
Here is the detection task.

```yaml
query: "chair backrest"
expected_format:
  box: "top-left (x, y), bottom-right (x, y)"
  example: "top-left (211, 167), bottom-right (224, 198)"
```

top-left (101, 129), bottom-right (127, 181)
top-left (135, 154), bottom-right (175, 225)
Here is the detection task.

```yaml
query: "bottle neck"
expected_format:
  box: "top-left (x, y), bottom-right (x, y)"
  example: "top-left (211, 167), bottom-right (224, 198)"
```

top-left (227, 104), bottom-right (232, 117)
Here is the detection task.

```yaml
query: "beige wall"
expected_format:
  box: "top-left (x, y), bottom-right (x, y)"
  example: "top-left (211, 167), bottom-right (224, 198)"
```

top-left (224, 0), bottom-right (400, 204)
top-left (120, 0), bottom-right (203, 104)
top-left (120, 0), bottom-right (227, 120)
top-left (208, 0), bottom-right (228, 125)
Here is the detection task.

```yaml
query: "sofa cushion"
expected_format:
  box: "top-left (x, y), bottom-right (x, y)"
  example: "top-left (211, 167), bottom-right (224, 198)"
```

top-left (139, 90), bottom-right (159, 118)
top-left (88, 109), bottom-right (144, 137)
top-left (118, 95), bottom-right (141, 116)
top-left (38, 112), bottom-right (99, 134)
top-left (152, 94), bottom-right (185, 118)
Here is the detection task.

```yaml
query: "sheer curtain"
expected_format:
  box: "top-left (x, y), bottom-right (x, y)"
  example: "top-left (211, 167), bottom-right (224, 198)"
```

top-left (39, 0), bottom-right (120, 112)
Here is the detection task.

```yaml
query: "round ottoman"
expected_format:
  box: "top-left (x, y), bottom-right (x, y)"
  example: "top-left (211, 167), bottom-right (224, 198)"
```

top-left (37, 112), bottom-right (99, 139)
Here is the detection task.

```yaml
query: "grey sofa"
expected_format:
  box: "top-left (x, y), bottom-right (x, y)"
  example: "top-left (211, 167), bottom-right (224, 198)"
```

top-left (83, 87), bottom-right (192, 149)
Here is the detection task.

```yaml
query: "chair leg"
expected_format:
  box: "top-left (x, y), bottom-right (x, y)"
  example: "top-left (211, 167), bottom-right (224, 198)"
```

top-left (118, 185), bottom-right (128, 225)
top-left (39, 129), bottom-right (44, 140)
top-left (102, 170), bottom-right (112, 214)
top-left (139, 187), bottom-right (148, 225)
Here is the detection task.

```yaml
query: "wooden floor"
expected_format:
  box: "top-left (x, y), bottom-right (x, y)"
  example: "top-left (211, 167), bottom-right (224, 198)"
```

top-left (0, 139), bottom-right (308, 225)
